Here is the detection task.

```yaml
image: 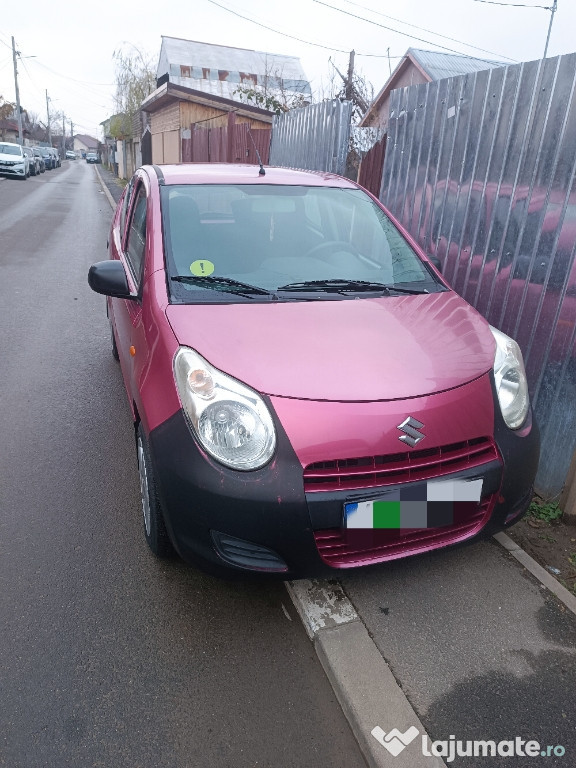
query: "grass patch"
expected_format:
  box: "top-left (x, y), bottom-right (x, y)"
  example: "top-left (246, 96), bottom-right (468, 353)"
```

top-left (527, 498), bottom-right (563, 523)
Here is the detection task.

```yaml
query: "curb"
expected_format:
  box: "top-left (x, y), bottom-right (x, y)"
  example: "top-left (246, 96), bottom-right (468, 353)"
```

top-left (286, 580), bottom-right (446, 768)
top-left (93, 164), bottom-right (118, 210)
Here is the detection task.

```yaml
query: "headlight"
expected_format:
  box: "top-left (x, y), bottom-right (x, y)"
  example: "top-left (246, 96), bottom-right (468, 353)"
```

top-left (173, 347), bottom-right (276, 470)
top-left (490, 326), bottom-right (530, 429)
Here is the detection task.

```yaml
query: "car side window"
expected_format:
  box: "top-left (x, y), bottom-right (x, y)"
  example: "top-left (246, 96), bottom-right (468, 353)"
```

top-left (119, 178), bottom-right (135, 242)
top-left (125, 185), bottom-right (147, 284)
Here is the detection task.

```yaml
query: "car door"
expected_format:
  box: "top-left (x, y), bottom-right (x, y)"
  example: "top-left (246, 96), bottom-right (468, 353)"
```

top-left (111, 177), bottom-right (150, 412)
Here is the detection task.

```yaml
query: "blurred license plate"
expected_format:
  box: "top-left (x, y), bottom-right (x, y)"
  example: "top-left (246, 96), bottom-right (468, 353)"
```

top-left (345, 478), bottom-right (483, 529)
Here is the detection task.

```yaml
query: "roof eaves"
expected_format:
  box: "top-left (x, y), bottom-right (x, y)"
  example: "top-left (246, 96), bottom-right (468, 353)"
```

top-left (360, 52), bottom-right (431, 126)
top-left (141, 81), bottom-right (274, 123)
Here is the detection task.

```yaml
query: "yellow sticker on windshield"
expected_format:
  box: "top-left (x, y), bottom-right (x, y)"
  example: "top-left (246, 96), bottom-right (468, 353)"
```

top-left (190, 260), bottom-right (215, 276)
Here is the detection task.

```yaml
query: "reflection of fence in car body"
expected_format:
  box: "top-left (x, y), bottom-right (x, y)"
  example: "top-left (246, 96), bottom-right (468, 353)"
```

top-left (381, 55), bottom-right (576, 495)
top-left (406, 177), bottom-right (576, 387)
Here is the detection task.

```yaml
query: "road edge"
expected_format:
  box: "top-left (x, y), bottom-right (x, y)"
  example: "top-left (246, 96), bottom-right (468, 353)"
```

top-left (285, 579), bottom-right (446, 768)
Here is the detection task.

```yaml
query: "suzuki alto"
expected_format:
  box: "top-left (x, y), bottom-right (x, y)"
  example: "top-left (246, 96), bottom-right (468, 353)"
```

top-left (88, 164), bottom-right (540, 577)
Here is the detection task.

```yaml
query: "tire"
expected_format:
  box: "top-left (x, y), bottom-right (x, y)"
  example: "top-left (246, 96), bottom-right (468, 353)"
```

top-left (136, 423), bottom-right (175, 558)
top-left (110, 323), bottom-right (119, 361)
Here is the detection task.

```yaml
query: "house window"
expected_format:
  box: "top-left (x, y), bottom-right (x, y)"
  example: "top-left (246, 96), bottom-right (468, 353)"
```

top-left (180, 65), bottom-right (191, 78)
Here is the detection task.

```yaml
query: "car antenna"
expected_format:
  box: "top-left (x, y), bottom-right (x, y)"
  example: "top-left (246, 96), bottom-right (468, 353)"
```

top-left (247, 128), bottom-right (266, 176)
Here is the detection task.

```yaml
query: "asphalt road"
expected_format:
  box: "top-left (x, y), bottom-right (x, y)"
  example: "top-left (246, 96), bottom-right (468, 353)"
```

top-left (0, 163), bottom-right (367, 768)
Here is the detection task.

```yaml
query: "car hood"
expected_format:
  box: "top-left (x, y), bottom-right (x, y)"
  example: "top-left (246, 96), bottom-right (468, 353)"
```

top-left (0, 151), bottom-right (24, 161)
top-left (165, 292), bottom-right (496, 401)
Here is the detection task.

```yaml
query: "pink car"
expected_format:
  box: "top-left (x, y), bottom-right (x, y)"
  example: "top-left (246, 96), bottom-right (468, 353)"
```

top-left (88, 164), bottom-right (539, 577)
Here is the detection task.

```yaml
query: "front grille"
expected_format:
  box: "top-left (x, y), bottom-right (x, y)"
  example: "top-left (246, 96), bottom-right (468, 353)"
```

top-left (314, 495), bottom-right (495, 568)
top-left (303, 437), bottom-right (499, 493)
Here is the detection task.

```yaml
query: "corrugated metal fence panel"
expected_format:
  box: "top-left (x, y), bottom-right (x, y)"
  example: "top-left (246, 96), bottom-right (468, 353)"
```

top-left (183, 124), bottom-right (271, 164)
top-left (381, 54), bottom-right (576, 497)
top-left (357, 136), bottom-right (387, 197)
top-left (191, 126), bottom-right (210, 162)
top-left (269, 100), bottom-right (353, 174)
top-left (247, 127), bottom-right (271, 165)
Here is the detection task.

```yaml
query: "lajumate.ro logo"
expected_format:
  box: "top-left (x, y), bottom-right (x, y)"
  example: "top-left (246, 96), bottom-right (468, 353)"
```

top-left (371, 725), bottom-right (567, 762)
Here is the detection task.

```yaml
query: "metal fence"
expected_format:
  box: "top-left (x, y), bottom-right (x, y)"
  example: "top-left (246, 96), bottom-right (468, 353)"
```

top-left (381, 54), bottom-right (576, 497)
top-left (269, 99), bottom-right (353, 175)
top-left (181, 123), bottom-right (271, 164)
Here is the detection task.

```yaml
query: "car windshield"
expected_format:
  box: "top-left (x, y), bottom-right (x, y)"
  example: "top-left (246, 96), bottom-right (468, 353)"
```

top-left (0, 144), bottom-right (21, 155)
top-left (162, 184), bottom-right (441, 302)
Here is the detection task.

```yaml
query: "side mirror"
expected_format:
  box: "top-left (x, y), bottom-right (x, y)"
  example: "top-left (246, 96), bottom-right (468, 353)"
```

top-left (88, 261), bottom-right (136, 300)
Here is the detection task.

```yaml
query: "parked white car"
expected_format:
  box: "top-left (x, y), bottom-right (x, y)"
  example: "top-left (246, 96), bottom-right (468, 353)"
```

top-left (0, 142), bottom-right (30, 179)
top-left (23, 146), bottom-right (41, 176)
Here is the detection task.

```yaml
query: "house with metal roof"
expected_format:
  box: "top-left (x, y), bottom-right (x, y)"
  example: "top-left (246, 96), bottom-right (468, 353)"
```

top-left (360, 48), bottom-right (507, 130)
top-left (140, 37), bottom-right (312, 167)
top-left (156, 36), bottom-right (311, 104)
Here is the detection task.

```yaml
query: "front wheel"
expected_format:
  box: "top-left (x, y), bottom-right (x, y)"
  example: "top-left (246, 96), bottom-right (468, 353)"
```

top-left (136, 424), bottom-right (175, 559)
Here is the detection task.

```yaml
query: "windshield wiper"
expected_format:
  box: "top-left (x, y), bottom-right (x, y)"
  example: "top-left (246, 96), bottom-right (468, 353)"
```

top-left (171, 275), bottom-right (275, 298)
top-left (277, 279), bottom-right (430, 294)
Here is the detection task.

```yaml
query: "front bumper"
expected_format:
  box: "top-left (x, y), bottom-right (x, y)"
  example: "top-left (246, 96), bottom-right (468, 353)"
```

top-left (0, 163), bottom-right (26, 177)
top-left (147, 379), bottom-right (539, 578)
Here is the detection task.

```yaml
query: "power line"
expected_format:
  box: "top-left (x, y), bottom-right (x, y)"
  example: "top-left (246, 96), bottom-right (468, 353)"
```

top-left (29, 59), bottom-right (113, 87)
top-left (203, 0), bottom-right (392, 57)
top-left (472, 0), bottom-right (553, 8)
top-left (338, 0), bottom-right (518, 61)
top-left (313, 0), bottom-right (516, 62)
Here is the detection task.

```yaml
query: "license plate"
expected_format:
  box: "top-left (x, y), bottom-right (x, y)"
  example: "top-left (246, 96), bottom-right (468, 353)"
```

top-left (345, 478), bottom-right (483, 529)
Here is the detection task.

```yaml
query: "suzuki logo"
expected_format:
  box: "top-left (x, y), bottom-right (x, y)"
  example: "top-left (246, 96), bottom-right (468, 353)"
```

top-left (397, 417), bottom-right (425, 447)
top-left (371, 725), bottom-right (420, 756)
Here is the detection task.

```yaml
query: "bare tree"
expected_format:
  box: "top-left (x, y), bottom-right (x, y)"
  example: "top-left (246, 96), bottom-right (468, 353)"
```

top-left (112, 43), bottom-right (156, 139)
top-left (330, 54), bottom-right (374, 124)
top-left (233, 63), bottom-right (311, 115)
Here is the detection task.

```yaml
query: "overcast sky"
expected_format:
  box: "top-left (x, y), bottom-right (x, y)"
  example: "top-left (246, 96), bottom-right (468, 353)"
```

top-left (1, 0), bottom-right (575, 139)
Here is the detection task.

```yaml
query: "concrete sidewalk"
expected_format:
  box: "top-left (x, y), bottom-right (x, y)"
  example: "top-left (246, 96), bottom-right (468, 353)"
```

top-left (94, 164), bottom-right (576, 768)
top-left (94, 163), bottom-right (124, 207)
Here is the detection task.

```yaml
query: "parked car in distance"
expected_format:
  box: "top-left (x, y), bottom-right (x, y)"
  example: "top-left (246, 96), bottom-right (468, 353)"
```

top-left (65, 150), bottom-right (76, 160)
top-left (23, 146), bottom-right (41, 176)
top-left (0, 142), bottom-right (29, 179)
top-left (32, 146), bottom-right (46, 173)
top-left (37, 146), bottom-right (55, 170)
top-left (86, 152), bottom-right (100, 164)
top-left (88, 163), bottom-right (540, 579)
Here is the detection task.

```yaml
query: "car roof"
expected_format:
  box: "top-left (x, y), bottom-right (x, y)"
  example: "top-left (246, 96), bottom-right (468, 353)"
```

top-left (146, 163), bottom-right (359, 189)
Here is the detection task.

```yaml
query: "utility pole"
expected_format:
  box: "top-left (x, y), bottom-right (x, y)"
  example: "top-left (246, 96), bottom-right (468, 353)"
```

top-left (345, 50), bottom-right (355, 102)
top-left (62, 113), bottom-right (66, 156)
top-left (11, 37), bottom-right (23, 145)
top-left (70, 120), bottom-right (74, 149)
top-left (45, 90), bottom-right (52, 146)
top-left (543, 0), bottom-right (558, 58)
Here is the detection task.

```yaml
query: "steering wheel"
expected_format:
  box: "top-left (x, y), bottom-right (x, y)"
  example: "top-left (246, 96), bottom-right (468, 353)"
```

top-left (306, 240), bottom-right (360, 259)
